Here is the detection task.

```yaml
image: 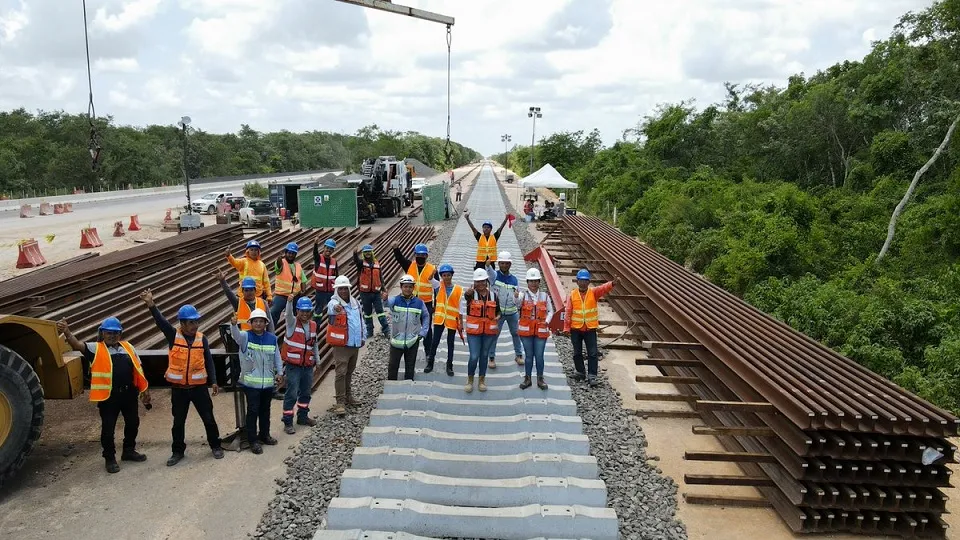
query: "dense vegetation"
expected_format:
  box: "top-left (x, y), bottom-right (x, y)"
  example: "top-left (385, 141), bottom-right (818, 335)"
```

top-left (495, 0), bottom-right (960, 413)
top-left (0, 113), bottom-right (481, 197)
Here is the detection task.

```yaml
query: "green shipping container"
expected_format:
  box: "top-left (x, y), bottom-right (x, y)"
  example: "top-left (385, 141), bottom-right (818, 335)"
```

top-left (298, 188), bottom-right (358, 228)
top-left (422, 183), bottom-right (449, 224)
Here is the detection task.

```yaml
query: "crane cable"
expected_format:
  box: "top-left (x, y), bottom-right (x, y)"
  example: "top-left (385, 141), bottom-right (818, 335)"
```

top-left (82, 0), bottom-right (103, 171)
top-left (444, 24), bottom-right (454, 167)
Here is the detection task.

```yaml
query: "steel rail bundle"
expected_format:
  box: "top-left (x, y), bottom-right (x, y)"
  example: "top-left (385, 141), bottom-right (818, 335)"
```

top-left (543, 215), bottom-right (957, 537)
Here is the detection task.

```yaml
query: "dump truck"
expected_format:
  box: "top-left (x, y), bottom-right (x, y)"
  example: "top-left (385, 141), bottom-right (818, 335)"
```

top-left (0, 315), bottom-right (84, 489)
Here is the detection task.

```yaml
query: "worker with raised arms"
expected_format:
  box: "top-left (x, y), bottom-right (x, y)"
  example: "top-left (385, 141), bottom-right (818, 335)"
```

top-left (226, 239), bottom-right (272, 305)
top-left (464, 211), bottom-right (508, 270)
top-left (462, 268), bottom-right (502, 393)
top-left (385, 274), bottom-right (431, 381)
top-left (140, 289), bottom-right (224, 466)
top-left (426, 263), bottom-right (464, 376)
top-left (281, 295), bottom-right (320, 433)
top-left (391, 242), bottom-right (438, 361)
top-left (353, 244), bottom-right (390, 338)
top-left (559, 270), bottom-right (619, 387)
top-left (312, 237), bottom-right (339, 321)
top-left (485, 250), bottom-right (523, 369)
top-left (271, 242), bottom-right (308, 325)
top-left (229, 308), bottom-right (283, 455)
top-left (216, 269), bottom-right (275, 333)
top-left (57, 317), bottom-right (150, 474)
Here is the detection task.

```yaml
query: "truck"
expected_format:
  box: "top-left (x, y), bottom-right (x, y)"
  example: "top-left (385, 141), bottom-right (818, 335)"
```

top-left (239, 199), bottom-right (279, 227)
top-left (354, 156), bottom-right (410, 222)
top-left (190, 191), bottom-right (234, 214)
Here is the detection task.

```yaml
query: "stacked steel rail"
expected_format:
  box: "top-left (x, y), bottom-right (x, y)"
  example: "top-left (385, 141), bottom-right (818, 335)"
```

top-left (543, 215), bottom-right (956, 538)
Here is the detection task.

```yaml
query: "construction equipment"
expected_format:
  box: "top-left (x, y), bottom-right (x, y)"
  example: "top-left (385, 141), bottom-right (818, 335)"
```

top-left (0, 315), bottom-right (84, 489)
top-left (350, 156), bottom-right (409, 222)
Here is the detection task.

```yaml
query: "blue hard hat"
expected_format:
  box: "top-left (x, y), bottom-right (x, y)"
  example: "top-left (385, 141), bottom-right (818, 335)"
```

top-left (177, 305), bottom-right (201, 321)
top-left (361, 244), bottom-right (374, 252)
top-left (295, 297), bottom-right (314, 311)
top-left (576, 269), bottom-right (591, 281)
top-left (324, 238), bottom-right (337, 249)
top-left (414, 243), bottom-right (428, 255)
top-left (438, 263), bottom-right (454, 275)
top-left (286, 242), bottom-right (299, 254)
top-left (482, 221), bottom-right (493, 228)
top-left (99, 317), bottom-right (122, 332)
top-left (246, 240), bottom-right (261, 250)
top-left (241, 277), bottom-right (257, 290)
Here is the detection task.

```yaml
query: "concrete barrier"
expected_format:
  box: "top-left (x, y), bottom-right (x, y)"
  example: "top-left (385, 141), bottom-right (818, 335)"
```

top-left (349, 447), bottom-right (599, 480)
top-left (16, 239), bottom-right (47, 269)
top-left (368, 410), bottom-right (583, 435)
top-left (19, 204), bottom-right (32, 218)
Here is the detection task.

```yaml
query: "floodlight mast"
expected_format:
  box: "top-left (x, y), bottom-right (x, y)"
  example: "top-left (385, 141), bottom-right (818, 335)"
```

top-left (332, 0), bottom-right (455, 26)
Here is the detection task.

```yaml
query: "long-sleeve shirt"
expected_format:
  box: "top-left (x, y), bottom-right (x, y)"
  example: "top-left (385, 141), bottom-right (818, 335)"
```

top-left (392, 248), bottom-right (439, 282)
top-left (219, 277), bottom-right (276, 333)
top-left (229, 324), bottom-right (283, 383)
top-left (285, 300), bottom-right (322, 360)
top-left (563, 282), bottom-right (615, 333)
top-left (273, 257), bottom-right (308, 295)
top-left (459, 288), bottom-right (502, 320)
top-left (386, 294), bottom-right (431, 341)
top-left (352, 252), bottom-right (385, 293)
top-left (148, 305), bottom-right (217, 386)
top-left (227, 254), bottom-right (272, 301)
top-left (313, 244), bottom-right (339, 280)
top-left (327, 294), bottom-right (366, 348)
top-left (80, 343), bottom-right (134, 388)
top-left (521, 289), bottom-right (554, 328)
top-left (486, 267), bottom-right (520, 315)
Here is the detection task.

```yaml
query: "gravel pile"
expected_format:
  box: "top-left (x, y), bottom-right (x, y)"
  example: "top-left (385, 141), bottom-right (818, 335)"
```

top-left (495, 177), bottom-right (689, 540)
top-left (405, 158), bottom-right (440, 179)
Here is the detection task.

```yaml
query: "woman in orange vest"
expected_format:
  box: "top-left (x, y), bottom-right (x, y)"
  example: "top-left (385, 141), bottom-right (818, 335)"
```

top-left (426, 263), bottom-right (465, 376)
top-left (462, 268), bottom-right (502, 393)
top-left (518, 268), bottom-right (553, 390)
top-left (465, 212), bottom-right (508, 270)
top-left (352, 244), bottom-right (389, 338)
top-left (561, 270), bottom-right (618, 387)
top-left (271, 242), bottom-right (308, 325)
top-left (57, 317), bottom-right (150, 474)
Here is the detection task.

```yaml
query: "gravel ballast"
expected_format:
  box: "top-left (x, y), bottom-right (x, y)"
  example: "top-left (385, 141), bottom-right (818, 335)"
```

top-left (498, 174), bottom-right (688, 540)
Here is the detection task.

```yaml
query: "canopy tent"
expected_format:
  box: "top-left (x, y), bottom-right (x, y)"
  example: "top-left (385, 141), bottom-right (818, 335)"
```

top-left (519, 163), bottom-right (579, 215)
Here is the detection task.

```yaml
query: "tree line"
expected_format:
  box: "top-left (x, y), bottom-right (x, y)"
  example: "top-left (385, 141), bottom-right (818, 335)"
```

top-left (495, 0), bottom-right (960, 412)
top-left (0, 112), bottom-right (482, 197)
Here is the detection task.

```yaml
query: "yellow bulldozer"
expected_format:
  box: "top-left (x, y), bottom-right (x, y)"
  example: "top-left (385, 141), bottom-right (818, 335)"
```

top-left (0, 315), bottom-right (84, 489)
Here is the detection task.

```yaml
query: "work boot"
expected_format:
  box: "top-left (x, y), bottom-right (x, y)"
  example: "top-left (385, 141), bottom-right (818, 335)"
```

top-left (346, 395), bottom-right (361, 407)
top-left (478, 376), bottom-right (487, 392)
top-left (250, 442), bottom-right (263, 455)
top-left (284, 424), bottom-right (296, 435)
top-left (589, 378), bottom-right (599, 388)
top-left (105, 458), bottom-right (120, 474)
top-left (445, 361), bottom-right (454, 377)
top-left (572, 372), bottom-right (586, 382)
top-left (464, 375), bottom-right (474, 393)
top-left (424, 357), bottom-right (435, 374)
top-left (520, 376), bottom-right (532, 389)
top-left (166, 453), bottom-right (184, 467)
top-left (514, 355), bottom-right (524, 366)
top-left (212, 447), bottom-right (225, 459)
top-left (537, 376), bottom-right (548, 390)
top-left (259, 434), bottom-right (279, 446)
top-left (120, 450), bottom-right (147, 462)
top-left (297, 415), bottom-right (318, 427)
top-left (488, 358), bottom-right (497, 369)
top-left (332, 404), bottom-right (346, 416)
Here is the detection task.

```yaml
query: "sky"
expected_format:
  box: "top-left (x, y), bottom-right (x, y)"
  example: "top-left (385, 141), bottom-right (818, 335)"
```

top-left (0, 0), bottom-right (937, 157)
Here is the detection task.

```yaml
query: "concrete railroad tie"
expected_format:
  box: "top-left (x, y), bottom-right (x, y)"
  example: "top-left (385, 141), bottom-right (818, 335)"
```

top-left (316, 165), bottom-right (619, 540)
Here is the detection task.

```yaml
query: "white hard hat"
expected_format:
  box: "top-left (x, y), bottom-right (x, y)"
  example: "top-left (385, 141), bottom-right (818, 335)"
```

top-left (525, 268), bottom-right (542, 281)
top-left (249, 308), bottom-right (269, 321)
top-left (399, 274), bottom-right (416, 285)
top-left (472, 268), bottom-right (488, 281)
top-left (498, 251), bottom-right (512, 262)
top-left (334, 275), bottom-right (351, 289)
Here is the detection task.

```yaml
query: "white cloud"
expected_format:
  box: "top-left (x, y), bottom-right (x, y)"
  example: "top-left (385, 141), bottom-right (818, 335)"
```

top-left (94, 57), bottom-right (140, 72)
top-left (93, 0), bottom-right (163, 32)
top-left (0, 1), bottom-right (28, 43)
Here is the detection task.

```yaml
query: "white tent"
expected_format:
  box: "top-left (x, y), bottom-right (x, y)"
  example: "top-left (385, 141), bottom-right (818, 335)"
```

top-left (520, 164), bottom-right (578, 189)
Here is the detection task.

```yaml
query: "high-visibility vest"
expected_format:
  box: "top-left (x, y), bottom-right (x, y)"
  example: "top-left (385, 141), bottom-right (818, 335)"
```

top-left (166, 332), bottom-right (208, 385)
top-left (312, 255), bottom-right (337, 293)
top-left (89, 341), bottom-right (148, 402)
top-left (237, 297), bottom-right (267, 331)
top-left (327, 311), bottom-right (349, 346)
top-left (358, 260), bottom-right (382, 292)
top-left (569, 288), bottom-right (599, 330)
top-left (519, 291), bottom-right (551, 339)
top-left (282, 319), bottom-right (317, 367)
top-left (476, 234), bottom-right (497, 262)
top-left (465, 292), bottom-right (498, 335)
top-left (433, 284), bottom-right (463, 329)
top-left (235, 258), bottom-right (270, 299)
top-left (275, 259), bottom-right (304, 296)
top-left (407, 262), bottom-right (436, 303)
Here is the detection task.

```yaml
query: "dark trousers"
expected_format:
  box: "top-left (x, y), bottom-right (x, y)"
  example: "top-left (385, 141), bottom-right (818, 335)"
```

top-left (428, 325), bottom-right (456, 366)
top-left (97, 387), bottom-right (140, 460)
top-left (314, 291), bottom-right (333, 323)
top-left (571, 329), bottom-right (599, 379)
top-left (388, 340), bottom-right (420, 381)
top-left (455, 192), bottom-right (462, 201)
top-left (170, 386), bottom-right (221, 455)
top-left (243, 386), bottom-right (274, 442)
top-left (474, 262), bottom-right (487, 271)
top-left (422, 303), bottom-right (434, 359)
top-left (360, 291), bottom-right (389, 336)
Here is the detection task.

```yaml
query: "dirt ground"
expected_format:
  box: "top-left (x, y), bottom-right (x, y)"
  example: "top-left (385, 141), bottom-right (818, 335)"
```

top-left (495, 162), bottom-right (960, 540)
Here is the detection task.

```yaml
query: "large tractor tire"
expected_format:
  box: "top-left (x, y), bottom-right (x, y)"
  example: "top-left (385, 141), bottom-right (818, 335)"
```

top-left (0, 344), bottom-right (43, 490)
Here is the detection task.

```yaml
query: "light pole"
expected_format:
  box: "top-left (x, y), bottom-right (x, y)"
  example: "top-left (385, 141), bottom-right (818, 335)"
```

top-left (178, 116), bottom-right (193, 214)
top-left (527, 106), bottom-right (542, 175)
top-left (500, 134), bottom-right (511, 173)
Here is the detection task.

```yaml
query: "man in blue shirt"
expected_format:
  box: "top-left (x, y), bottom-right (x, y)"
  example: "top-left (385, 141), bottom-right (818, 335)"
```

top-left (327, 275), bottom-right (365, 415)
top-left (386, 274), bottom-right (431, 381)
top-left (486, 251), bottom-right (523, 369)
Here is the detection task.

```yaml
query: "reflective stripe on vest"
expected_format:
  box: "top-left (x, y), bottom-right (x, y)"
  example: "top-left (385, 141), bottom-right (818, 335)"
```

top-left (494, 278), bottom-right (518, 314)
top-left (166, 332), bottom-right (207, 385)
top-left (570, 288), bottom-right (599, 330)
top-left (390, 303), bottom-right (423, 348)
top-left (465, 292), bottom-right (498, 336)
top-left (242, 340), bottom-right (278, 387)
top-left (312, 256), bottom-right (337, 292)
top-left (407, 262), bottom-right (435, 303)
top-left (519, 291), bottom-right (550, 339)
top-left (476, 234), bottom-right (497, 262)
top-left (433, 284), bottom-right (463, 329)
top-left (89, 341), bottom-right (148, 402)
top-left (275, 259), bottom-right (304, 296)
top-left (282, 320), bottom-right (317, 367)
top-left (327, 311), bottom-right (349, 346)
top-left (358, 260), bottom-right (382, 292)
top-left (236, 297), bottom-right (267, 331)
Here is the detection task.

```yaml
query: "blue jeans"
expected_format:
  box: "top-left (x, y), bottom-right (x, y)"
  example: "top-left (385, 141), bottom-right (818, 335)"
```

top-left (360, 291), bottom-right (389, 336)
top-left (467, 334), bottom-right (497, 377)
top-left (489, 311), bottom-right (522, 360)
top-left (270, 295), bottom-right (288, 326)
top-left (520, 336), bottom-right (547, 377)
top-left (281, 364), bottom-right (314, 425)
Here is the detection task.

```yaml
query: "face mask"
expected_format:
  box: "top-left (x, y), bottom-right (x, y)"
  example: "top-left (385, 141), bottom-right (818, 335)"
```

top-left (415, 256), bottom-right (426, 265)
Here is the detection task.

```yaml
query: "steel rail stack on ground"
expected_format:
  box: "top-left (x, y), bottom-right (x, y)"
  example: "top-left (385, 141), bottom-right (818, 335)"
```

top-left (535, 214), bottom-right (957, 538)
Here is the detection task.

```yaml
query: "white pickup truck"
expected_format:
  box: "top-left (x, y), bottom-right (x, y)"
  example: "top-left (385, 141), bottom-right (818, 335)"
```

top-left (190, 191), bottom-right (234, 214)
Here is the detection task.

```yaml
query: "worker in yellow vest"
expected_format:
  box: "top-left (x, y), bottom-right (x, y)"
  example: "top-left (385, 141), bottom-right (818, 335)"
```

top-left (426, 263), bottom-right (465, 376)
top-left (226, 239), bottom-right (272, 304)
top-left (271, 242), bottom-right (308, 325)
top-left (217, 270), bottom-right (275, 333)
top-left (57, 317), bottom-right (150, 474)
top-left (560, 269), bottom-right (618, 387)
top-left (392, 242), bottom-right (439, 360)
top-left (465, 212), bottom-right (508, 270)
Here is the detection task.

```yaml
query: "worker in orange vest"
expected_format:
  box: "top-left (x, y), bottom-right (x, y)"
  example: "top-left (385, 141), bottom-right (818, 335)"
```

top-left (426, 263), bottom-right (465, 376)
top-left (326, 275), bottom-right (365, 415)
top-left (462, 268), bottom-right (502, 393)
top-left (226, 239), bottom-right (272, 304)
top-left (464, 212), bottom-right (508, 270)
top-left (271, 242), bottom-right (308, 325)
top-left (57, 317), bottom-right (150, 474)
top-left (281, 295), bottom-right (320, 433)
top-left (353, 244), bottom-right (389, 338)
top-left (216, 270), bottom-right (275, 333)
top-left (312, 237), bottom-right (339, 320)
top-left (518, 268), bottom-right (553, 390)
top-left (391, 242), bottom-right (439, 360)
top-left (560, 270), bottom-right (619, 387)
